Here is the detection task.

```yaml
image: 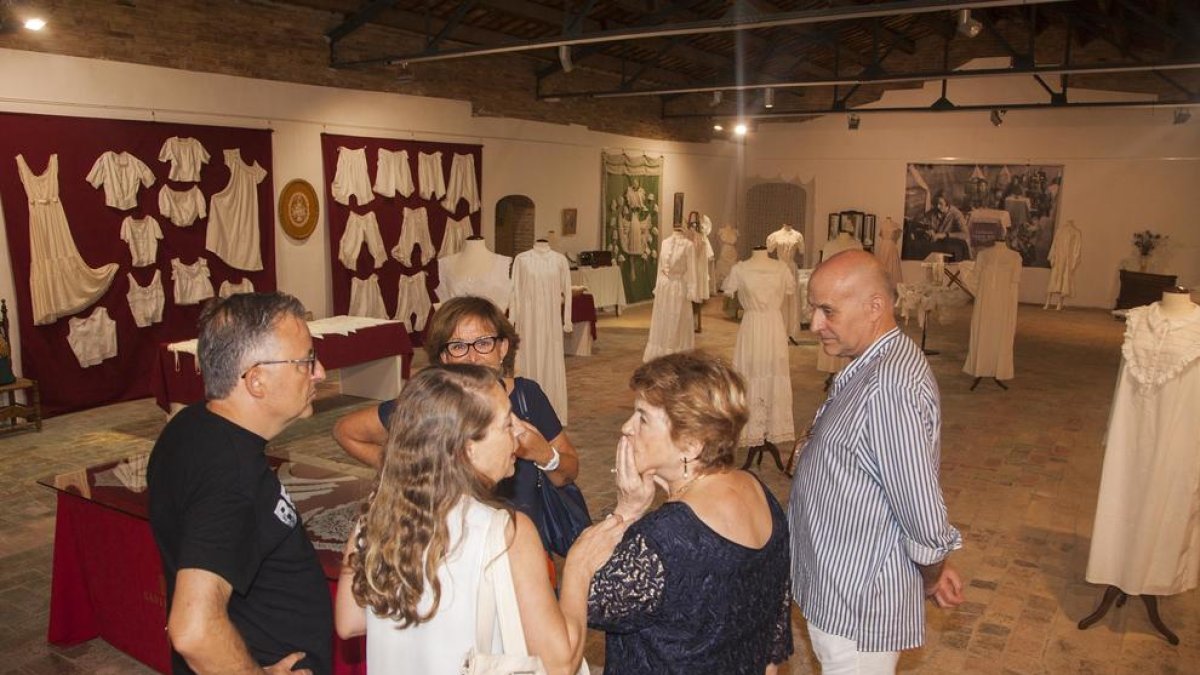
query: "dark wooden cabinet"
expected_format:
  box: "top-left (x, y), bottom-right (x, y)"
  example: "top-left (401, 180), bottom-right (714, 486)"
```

top-left (1115, 270), bottom-right (1177, 310)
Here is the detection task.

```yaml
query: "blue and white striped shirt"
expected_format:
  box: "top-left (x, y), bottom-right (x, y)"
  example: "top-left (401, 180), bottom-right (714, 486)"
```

top-left (788, 328), bottom-right (962, 652)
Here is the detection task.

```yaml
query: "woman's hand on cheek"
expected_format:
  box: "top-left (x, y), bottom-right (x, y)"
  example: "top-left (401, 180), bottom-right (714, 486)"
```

top-left (613, 436), bottom-right (657, 523)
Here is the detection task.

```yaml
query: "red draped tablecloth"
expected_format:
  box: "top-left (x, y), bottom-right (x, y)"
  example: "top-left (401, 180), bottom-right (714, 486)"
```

top-left (149, 320), bottom-right (413, 411)
top-left (572, 292), bottom-right (597, 340)
top-left (42, 457), bottom-right (371, 674)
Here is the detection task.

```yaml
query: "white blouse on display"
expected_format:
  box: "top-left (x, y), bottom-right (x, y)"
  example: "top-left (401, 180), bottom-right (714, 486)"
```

top-left (67, 307), bottom-right (118, 368)
top-left (127, 271), bottom-right (165, 328)
top-left (171, 257), bottom-right (215, 306)
top-left (158, 137), bottom-right (210, 183)
top-left (87, 151), bottom-right (156, 210)
top-left (120, 215), bottom-right (163, 268)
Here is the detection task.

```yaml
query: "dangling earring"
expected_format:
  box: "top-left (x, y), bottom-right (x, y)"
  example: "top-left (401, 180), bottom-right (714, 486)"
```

top-left (681, 456), bottom-right (690, 479)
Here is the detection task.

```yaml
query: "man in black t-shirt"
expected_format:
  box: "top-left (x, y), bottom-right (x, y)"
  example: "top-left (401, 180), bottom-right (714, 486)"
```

top-left (148, 293), bottom-right (332, 674)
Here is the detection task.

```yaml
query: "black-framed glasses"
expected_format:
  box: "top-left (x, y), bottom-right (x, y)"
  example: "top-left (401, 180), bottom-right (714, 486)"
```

top-left (240, 348), bottom-right (318, 379)
top-left (443, 335), bottom-right (500, 358)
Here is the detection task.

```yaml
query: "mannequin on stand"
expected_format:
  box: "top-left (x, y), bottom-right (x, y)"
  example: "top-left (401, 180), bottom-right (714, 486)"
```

top-left (874, 216), bottom-right (904, 287)
top-left (1044, 219), bottom-right (1082, 310)
top-left (722, 247), bottom-right (795, 472)
top-left (766, 223), bottom-right (805, 344)
top-left (964, 239), bottom-right (1022, 390)
top-left (643, 224), bottom-right (700, 362)
top-left (715, 223), bottom-right (739, 288)
top-left (815, 232), bottom-right (863, 387)
top-left (685, 211), bottom-right (713, 333)
top-left (510, 239), bottom-right (572, 423)
top-left (1080, 287), bottom-right (1200, 645)
top-left (435, 236), bottom-right (513, 312)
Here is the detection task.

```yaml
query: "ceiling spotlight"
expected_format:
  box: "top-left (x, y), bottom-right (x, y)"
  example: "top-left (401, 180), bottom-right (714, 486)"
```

top-left (24, 17), bottom-right (47, 31)
top-left (847, 113), bottom-right (861, 130)
top-left (733, 123), bottom-right (748, 136)
top-left (956, 9), bottom-right (982, 38)
top-left (764, 88), bottom-right (775, 109)
top-left (990, 109), bottom-right (1006, 127)
top-left (713, 123), bottom-right (724, 131)
top-left (710, 90), bottom-right (723, 107)
top-left (558, 45), bottom-right (574, 73)
top-left (1174, 108), bottom-right (1192, 125)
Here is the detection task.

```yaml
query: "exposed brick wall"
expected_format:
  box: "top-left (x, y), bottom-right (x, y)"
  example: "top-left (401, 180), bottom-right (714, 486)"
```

top-left (0, 0), bottom-right (714, 142)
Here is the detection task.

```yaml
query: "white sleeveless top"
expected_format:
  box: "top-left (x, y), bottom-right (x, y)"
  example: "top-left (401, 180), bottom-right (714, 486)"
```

top-left (366, 498), bottom-right (503, 673)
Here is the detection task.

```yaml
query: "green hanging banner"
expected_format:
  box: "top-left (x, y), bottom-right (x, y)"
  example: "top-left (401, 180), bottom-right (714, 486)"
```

top-left (601, 152), bottom-right (664, 304)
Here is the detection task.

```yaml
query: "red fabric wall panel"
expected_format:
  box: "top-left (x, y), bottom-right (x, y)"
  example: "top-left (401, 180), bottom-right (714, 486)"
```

top-left (0, 112), bottom-right (275, 415)
top-left (319, 133), bottom-right (482, 345)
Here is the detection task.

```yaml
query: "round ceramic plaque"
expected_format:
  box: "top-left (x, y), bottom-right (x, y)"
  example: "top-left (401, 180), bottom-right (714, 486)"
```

top-left (278, 179), bottom-right (319, 240)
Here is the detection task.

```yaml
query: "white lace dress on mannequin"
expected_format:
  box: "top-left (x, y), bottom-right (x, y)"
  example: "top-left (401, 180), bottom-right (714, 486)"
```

top-left (723, 258), bottom-right (796, 445)
top-left (1046, 222), bottom-right (1082, 298)
top-left (963, 244), bottom-right (1021, 380)
top-left (875, 217), bottom-right (904, 286)
top-left (767, 227), bottom-right (805, 340)
top-left (510, 247), bottom-right (573, 423)
top-left (436, 252), bottom-right (514, 312)
top-left (715, 225), bottom-right (739, 287)
top-left (16, 154), bottom-right (118, 325)
top-left (1086, 303), bottom-right (1200, 595)
top-left (643, 233), bottom-right (698, 362)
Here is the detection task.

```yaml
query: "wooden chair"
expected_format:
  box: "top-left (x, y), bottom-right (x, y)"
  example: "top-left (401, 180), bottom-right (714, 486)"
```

top-left (0, 299), bottom-right (42, 433)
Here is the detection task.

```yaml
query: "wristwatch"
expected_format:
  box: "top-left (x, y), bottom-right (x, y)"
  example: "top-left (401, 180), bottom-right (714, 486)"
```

top-left (535, 446), bottom-right (561, 472)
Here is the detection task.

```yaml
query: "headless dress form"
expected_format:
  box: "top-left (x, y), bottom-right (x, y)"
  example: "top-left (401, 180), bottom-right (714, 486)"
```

top-left (511, 243), bottom-right (573, 424)
top-left (767, 225), bottom-right (805, 340)
top-left (715, 224), bottom-right (739, 288)
top-left (964, 242), bottom-right (1021, 382)
top-left (723, 250), bottom-right (796, 455)
top-left (16, 154), bottom-right (118, 325)
top-left (1080, 296), bottom-right (1200, 645)
top-left (436, 239), bottom-right (513, 312)
top-left (643, 231), bottom-right (698, 362)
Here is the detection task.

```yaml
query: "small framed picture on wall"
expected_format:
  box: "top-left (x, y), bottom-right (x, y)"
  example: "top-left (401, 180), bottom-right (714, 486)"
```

top-left (827, 213), bottom-right (841, 239)
top-left (561, 208), bottom-right (578, 236)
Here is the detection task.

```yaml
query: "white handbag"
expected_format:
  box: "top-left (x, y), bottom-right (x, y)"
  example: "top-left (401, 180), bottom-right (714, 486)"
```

top-left (462, 508), bottom-right (548, 675)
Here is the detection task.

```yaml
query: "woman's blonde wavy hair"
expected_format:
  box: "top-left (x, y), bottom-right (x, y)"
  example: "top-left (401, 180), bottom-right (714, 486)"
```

top-left (349, 363), bottom-right (507, 626)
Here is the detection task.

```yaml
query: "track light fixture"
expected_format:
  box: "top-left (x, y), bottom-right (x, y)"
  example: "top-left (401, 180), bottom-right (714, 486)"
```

top-left (558, 45), bottom-right (574, 73)
top-left (711, 90), bottom-right (723, 107)
top-left (956, 9), bottom-right (982, 38)
top-left (734, 123), bottom-right (748, 136)
top-left (24, 17), bottom-right (46, 31)
top-left (990, 109), bottom-right (1006, 127)
top-left (1174, 108), bottom-right (1192, 125)
top-left (847, 113), bottom-right (861, 130)
top-left (713, 123), bottom-right (724, 131)
top-left (764, 87), bottom-right (775, 109)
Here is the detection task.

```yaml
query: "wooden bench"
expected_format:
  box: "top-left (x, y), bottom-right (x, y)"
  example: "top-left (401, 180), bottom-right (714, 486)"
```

top-left (0, 378), bottom-right (41, 434)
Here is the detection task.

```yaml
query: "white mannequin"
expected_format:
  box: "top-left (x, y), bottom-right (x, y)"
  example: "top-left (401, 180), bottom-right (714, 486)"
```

top-left (749, 247), bottom-right (772, 265)
top-left (819, 231), bottom-right (862, 263)
top-left (1159, 287), bottom-right (1195, 318)
top-left (436, 236), bottom-right (514, 311)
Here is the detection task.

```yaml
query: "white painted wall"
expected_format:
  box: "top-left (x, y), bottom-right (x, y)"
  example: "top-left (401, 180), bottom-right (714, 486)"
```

top-left (0, 48), bottom-right (739, 375)
top-left (744, 61), bottom-right (1200, 308)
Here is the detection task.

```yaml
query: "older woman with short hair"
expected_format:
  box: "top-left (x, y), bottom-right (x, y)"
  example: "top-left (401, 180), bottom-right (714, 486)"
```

top-left (589, 350), bottom-right (793, 674)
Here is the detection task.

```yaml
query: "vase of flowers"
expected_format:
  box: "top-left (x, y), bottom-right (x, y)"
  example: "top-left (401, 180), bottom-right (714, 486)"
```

top-left (1132, 230), bottom-right (1167, 272)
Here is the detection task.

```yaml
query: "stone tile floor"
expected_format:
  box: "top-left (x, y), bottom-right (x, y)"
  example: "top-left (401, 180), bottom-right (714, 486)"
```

top-left (0, 299), bottom-right (1197, 673)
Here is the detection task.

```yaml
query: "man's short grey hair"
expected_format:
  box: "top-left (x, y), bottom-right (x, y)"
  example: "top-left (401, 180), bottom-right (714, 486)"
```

top-left (198, 292), bottom-right (307, 400)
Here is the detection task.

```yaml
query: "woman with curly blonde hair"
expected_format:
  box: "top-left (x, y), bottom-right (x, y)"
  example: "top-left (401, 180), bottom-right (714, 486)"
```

top-left (335, 363), bottom-right (619, 674)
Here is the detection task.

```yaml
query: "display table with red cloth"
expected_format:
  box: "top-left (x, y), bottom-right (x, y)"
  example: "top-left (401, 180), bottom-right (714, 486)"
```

top-left (565, 292), bottom-right (598, 356)
top-left (41, 455), bottom-right (372, 674)
top-left (149, 318), bottom-right (413, 411)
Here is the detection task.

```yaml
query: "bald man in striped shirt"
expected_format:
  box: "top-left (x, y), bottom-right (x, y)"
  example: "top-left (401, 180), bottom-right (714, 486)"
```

top-left (790, 250), bottom-right (964, 674)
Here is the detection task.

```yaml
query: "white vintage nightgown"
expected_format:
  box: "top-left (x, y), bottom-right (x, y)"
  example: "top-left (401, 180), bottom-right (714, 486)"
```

top-left (1046, 222), bottom-right (1082, 297)
top-left (963, 244), bottom-right (1021, 380)
top-left (1086, 303), bottom-right (1200, 595)
top-left (643, 234), bottom-right (698, 362)
top-left (724, 260), bottom-right (796, 445)
top-left (207, 149), bottom-right (268, 271)
top-left (436, 252), bottom-right (513, 312)
top-left (16, 154), bottom-right (118, 325)
top-left (767, 227), bottom-right (805, 340)
top-left (510, 248), bottom-right (572, 424)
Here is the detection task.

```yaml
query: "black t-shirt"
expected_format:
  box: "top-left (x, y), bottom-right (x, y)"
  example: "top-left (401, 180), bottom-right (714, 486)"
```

top-left (147, 403), bottom-right (332, 675)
